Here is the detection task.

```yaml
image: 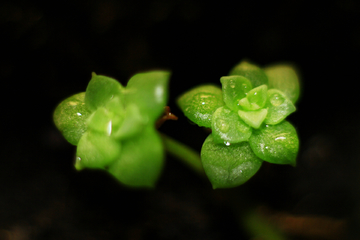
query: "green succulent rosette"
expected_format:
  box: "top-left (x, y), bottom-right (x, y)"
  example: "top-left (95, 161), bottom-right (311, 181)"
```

top-left (177, 61), bottom-right (300, 189)
top-left (54, 71), bottom-right (171, 188)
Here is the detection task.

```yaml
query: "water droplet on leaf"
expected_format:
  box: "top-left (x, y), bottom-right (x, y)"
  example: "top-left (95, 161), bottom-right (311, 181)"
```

top-left (270, 93), bottom-right (285, 106)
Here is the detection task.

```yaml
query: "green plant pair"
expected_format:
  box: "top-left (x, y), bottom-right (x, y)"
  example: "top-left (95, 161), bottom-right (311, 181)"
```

top-left (53, 60), bottom-right (300, 189)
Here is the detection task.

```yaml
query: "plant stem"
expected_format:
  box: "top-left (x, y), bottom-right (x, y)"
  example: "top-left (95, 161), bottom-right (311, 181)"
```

top-left (160, 133), bottom-right (205, 177)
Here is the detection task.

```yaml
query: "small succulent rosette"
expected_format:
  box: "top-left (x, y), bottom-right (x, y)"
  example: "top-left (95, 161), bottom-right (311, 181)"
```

top-left (177, 61), bottom-right (300, 189)
top-left (53, 71), bottom-right (170, 188)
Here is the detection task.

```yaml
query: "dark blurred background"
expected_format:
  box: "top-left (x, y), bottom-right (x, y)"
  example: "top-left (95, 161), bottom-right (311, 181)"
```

top-left (1, 0), bottom-right (360, 239)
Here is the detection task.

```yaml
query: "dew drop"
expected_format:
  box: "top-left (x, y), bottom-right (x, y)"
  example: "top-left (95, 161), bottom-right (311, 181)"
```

top-left (225, 141), bottom-right (231, 146)
top-left (229, 81), bottom-right (236, 88)
top-left (270, 93), bottom-right (285, 106)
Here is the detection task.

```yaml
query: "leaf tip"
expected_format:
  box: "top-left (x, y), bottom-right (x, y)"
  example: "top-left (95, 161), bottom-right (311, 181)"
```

top-left (74, 156), bottom-right (84, 171)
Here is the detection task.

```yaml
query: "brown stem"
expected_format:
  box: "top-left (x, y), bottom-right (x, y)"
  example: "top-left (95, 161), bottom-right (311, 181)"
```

top-left (156, 106), bottom-right (178, 129)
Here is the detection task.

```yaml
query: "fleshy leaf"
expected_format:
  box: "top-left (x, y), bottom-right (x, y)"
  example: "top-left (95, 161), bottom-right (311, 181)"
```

top-left (201, 134), bottom-right (263, 189)
top-left (53, 92), bottom-right (91, 145)
top-left (212, 106), bottom-right (252, 144)
top-left (75, 131), bottom-right (121, 170)
top-left (124, 71), bottom-right (170, 123)
top-left (85, 73), bottom-right (124, 112)
top-left (249, 121), bottom-right (299, 165)
top-left (87, 107), bottom-right (113, 135)
top-left (108, 127), bottom-right (164, 188)
top-left (238, 109), bottom-right (268, 129)
top-left (104, 96), bottom-right (125, 118)
top-left (264, 89), bottom-right (296, 125)
top-left (87, 97), bottom-right (126, 135)
top-left (177, 84), bottom-right (224, 128)
top-left (220, 75), bottom-right (252, 111)
top-left (239, 85), bottom-right (268, 111)
top-left (229, 61), bottom-right (269, 87)
top-left (103, 96), bottom-right (125, 133)
top-left (113, 103), bottom-right (146, 140)
top-left (263, 64), bottom-right (300, 104)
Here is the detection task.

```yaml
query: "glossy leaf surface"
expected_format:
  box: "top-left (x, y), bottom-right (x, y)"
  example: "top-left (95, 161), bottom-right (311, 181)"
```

top-left (85, 73), bottom-right (124, 112)
top-left (229, 61), bottom-right (269, 87)
top-left (177, 84), bottom-right (224, 127)
top-left (211, 106), bottom-right (252, 144)
top-left (220, 75), bottom-right (252, 111)
top-left (53, 92), bottom-right (91, 145)
top-left (201, 134), bottom-right (263, 189)
top-left (264, 89), bottom-right (296, 125)
top-left (125, 71), bottom-right (170, 123)
top-left (249, 121), bottom-right (299, 165)
top-left (263, 64), bottom-right (300, 104)
top-left (108, 127), bottom-right (164, 188)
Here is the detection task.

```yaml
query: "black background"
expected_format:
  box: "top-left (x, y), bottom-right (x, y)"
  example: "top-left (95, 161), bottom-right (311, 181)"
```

top-left (1, 0), bottom-right (360, 239)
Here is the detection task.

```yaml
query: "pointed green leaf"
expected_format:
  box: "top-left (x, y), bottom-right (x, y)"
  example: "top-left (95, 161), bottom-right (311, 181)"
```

top-left (87, 97), bottom-right (127, 136)
top-left (229, 61), bottom-right (269, 87)
top-left (113, 103), bottom-right (146, 140)
top-left (85, 73), bottom-right (124, 112)
top-left (104, 96), bottom-right (125, 133)
top-left (87, 107), bottom-right (113, 135)
top-left (239, 85), bottom-right (268, 110)
top-left (238, 109), bottom-right (268, 129)
top-left (104, 96), bottom-right (125, 118)
top-left (249, 121), bottom-right (299, 165)
top-left (220, 75), bottom-right (252, 111)
top-left (212, 106), bottom-right (252, 144)
top-left (201, 134), bottom-right (263, 189)
top-left (264, 89), bottom-right (296, 125)
top-left (75, 131), bottom-right (121, 170)
top-left (53, 92), bottom-right (91, 145)
top-left (237, 97), bottom-right (252, 110)
top-left (177, 84), bottom-right (224, 127)
top-left (124, 71), bottom-right (170, 123)
top-left (263, 64), bottom-right (300, 104)
top-left (108, 127), bottom-right (164, 188)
